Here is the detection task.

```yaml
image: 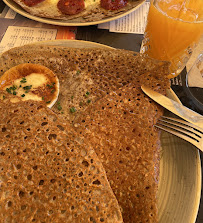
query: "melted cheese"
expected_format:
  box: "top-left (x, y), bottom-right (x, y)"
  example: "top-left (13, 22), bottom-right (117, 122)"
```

top-left (19, 73), bottom-right (49, 88)
top-left (3, 72), bottom-right (59, 107)
top-left (0, 64), bottom-right (59, 108)
top-left (85, 0), bottom-right (100, 8)
top-left (6, 73), bottom-right (48, 101)
top-left (45, 0), bottom-right (100, 8)
top-left (30, 0), bottom-right (100, 17)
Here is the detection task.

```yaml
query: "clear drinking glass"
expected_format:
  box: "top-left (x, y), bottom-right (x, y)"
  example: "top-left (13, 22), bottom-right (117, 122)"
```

top-left (185, 52), bottom-right (203, 111)
top-left (140, 0), bottom-right (203, 78)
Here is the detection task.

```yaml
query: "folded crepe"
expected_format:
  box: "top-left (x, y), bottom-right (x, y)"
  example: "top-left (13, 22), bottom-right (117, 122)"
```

top-left (0, 44), bottom-right (171, 222)
top-left (73, 82), bottom-right (163, 222)
top-left (0, 92), bottom-right (123, 222)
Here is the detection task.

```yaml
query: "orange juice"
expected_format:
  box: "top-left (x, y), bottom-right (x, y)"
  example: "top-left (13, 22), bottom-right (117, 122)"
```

top-left (141, 0), bottom-right (203, 78)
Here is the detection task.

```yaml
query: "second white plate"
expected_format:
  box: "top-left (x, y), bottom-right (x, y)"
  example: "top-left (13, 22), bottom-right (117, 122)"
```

top-left (3, 0), bottom-right (145, 26)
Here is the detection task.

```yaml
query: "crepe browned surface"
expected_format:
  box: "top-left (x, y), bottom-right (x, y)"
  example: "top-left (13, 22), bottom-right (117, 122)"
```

top-left (0, 92), bottom-right (123, 223)
top-left (12, 0), bottom-right (144, 22)
top-left (0, 44), bottom-right (170, 123)
top-left (0, 44), bottom-right (171, 222)
top-left (73, 82), bottom-right (163, 223)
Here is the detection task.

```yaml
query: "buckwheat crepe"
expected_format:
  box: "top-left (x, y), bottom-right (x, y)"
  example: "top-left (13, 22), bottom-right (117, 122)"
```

top-left (0, 44), bottom-right (170, 122)
top-left (0, 44), bottom-right (170, 222)
top-left (0, 91), bottom-right (123, 222)
top-left (74, 83), bottom-right (162, 222)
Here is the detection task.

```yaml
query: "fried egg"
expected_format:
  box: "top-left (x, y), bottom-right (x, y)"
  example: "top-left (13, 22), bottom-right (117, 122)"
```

top-left (0, 63), bottom-right (59, 108)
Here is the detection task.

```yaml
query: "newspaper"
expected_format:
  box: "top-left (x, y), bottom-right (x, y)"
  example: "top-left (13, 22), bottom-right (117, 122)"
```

top-left (98, 1), bottom-right (150, 34)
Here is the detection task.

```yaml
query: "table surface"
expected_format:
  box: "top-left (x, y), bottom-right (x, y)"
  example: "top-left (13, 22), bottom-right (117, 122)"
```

top-left (75, 26), bottom-right (203, 223)
top-left (0, 2), bottom-right (202, 221)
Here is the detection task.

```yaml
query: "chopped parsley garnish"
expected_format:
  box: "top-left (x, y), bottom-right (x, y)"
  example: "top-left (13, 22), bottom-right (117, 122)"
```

top-left (12, 85), bottom-right (17, 90)
top-left (6, 88), bottom-right (11, 94)
top-left (23, 85), bottom-right (32, 91)
top-left (85, 91), bottom-right (90, 97)
top-left (71, 96), bottom-right (74, 99)
top-left (57, 105), bottom-right (62, 111)
top-left (76, 70), bottom-right (80, 75)
top-left (20, 77), bottom-right (27, 83)
top-left (51, 89), bottom-right (55, 94)
top-left (21, 94), bottom-right (25, 97)
top-left (56, 101), bottom-right (62, 111)
top-left (42, 97), bottom-right (44, 100)
top-left (6, 85), bottom-right (18, 95)
top-left (46, 101), bottom-right (51, 104)
top-left (2, 95), bottom-right (5, 100)
top-left (70, 107), bottom-right (76, 113)
top-left (47, 82), bottom-right (55, 89)
top-left (87, 99), bottom-right (91, 104)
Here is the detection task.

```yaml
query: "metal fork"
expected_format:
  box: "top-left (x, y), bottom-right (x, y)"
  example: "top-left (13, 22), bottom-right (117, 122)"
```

top-left (156, 116), bottom-right (203, 151)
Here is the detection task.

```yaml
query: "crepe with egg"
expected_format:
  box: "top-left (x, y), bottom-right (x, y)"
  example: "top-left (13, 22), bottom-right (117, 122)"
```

top-left (0, 43), bottom-right (170, 222)
top-left (0, 44), bottom-right (170, 121)
top-left (0, 63), bottom-right (59, 108)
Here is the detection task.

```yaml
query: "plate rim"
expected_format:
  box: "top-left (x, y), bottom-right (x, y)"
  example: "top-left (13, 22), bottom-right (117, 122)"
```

top-left (3, 0), bottom-right (145, 26)
top-left (30, 39), bottom-right (114, 49)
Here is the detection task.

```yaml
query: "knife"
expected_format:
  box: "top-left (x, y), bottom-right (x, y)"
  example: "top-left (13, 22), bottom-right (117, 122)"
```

top-left (141, 85), bottom-right (203, 128)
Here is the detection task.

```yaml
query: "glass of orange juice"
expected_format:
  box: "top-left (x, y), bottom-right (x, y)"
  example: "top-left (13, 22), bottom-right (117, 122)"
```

top-left (140, 0), bottom-right (203, 78)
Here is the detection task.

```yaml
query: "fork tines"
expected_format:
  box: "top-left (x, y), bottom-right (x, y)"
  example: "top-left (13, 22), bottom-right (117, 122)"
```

top-left (155, 116), bottom-right (203, 150)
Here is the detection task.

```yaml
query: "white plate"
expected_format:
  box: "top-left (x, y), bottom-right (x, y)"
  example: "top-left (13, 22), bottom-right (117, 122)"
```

top-left (3, 0), bottom-right (145, 26)
top-left (159, 90), bottom-right (201, 223)
top-left (2, 39), bottom-right (202, 223)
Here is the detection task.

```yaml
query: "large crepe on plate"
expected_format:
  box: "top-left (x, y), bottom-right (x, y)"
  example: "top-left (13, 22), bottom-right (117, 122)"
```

top-left (0, 91), bottom-right (123, 222)
top-left (0, 43), bottom-right (171, 222)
